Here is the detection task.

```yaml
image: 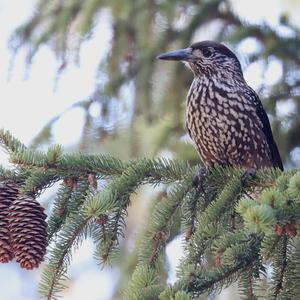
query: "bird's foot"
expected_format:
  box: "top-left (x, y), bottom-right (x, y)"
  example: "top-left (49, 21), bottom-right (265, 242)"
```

top-left (193, 167), bottom-right (208, 194)
top-left (241, 168), bottom-right (256, 188)
top-left (241, 168), bottom-right (256, 199)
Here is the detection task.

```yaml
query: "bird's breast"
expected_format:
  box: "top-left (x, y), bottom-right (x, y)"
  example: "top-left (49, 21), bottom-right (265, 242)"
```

top-left (186, 89), bottom-right (233, 165)
top-left (185, 79), bottom-right (272, 168)
top-left (186, 86), bottom-right (233, 146)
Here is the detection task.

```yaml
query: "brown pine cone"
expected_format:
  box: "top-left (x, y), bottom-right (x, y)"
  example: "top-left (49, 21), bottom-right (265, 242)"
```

top-left (0, 182), bottom-right (19, 263)
top-left (8, 195), bottom-right (48, 270)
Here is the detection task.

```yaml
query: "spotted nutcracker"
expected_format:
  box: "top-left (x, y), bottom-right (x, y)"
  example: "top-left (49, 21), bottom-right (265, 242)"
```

top-left (158, 41), bottom-right (283, 172)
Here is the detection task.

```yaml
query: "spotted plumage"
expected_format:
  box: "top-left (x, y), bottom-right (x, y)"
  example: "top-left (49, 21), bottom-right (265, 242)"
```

top-left (158, 41), bottom-right (283, 170)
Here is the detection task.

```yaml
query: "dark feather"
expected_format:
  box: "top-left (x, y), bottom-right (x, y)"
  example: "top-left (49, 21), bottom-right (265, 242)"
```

top-left (250, 90), bottom-right (283, 170)
top-left (191, 41), bottom-right (239, 61)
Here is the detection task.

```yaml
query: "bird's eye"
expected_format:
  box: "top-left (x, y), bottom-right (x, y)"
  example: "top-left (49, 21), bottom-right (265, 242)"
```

top-left (202, 49), bottom-right (212, 58)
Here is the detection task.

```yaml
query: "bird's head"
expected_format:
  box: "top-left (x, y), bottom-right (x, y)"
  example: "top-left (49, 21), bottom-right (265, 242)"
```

top-left (158, 41), bottom-right (243, 79)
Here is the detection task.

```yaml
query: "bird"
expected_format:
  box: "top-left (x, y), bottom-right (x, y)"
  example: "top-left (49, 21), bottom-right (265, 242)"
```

top-left (157, 41), bottom-right (283, 173)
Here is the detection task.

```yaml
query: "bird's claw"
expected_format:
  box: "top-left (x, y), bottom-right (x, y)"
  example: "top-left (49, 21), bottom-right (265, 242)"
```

top-left (193, 167), bottom-right (207, 194)
top-left (241, 168), bottom-right (256, 189)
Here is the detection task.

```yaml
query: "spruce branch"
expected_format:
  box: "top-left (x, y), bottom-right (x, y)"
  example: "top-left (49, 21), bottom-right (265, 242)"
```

top-left (272, 235), bottom-right (289, 299)
top-left (58, 153), bottom-right (126, 176)
top-left (125, 174), bottom-right (195, 299)
top-left (47, 179), bottom-right (90, 241)
top-left (279, 236), bottom-right (300, 299)
top-left (88, 159), bottom-right (193, 264)
top-left (138, 175), bottom-right (194, 267)
top-left (39, 209), bottom-right (93, 300)
top-left (160, 289), bottom-right (192, 300)
top-left (47, 183), bottom-right (74, 241)
top-left (1, 130), bottom-right (300, 299)
top-left (238, 263), bottom-right (259, 300)
top-left (21, 169), bottom-right (60, 196)
top-left (261, 233), bottom-right (282, 261)
top-left (181, 189), bottom-right (203, 240)
top-left (173, 234), bottom-right (261, 298)
top-left (0, 129), bottom-right (26, 154)
top-left (186, 173), bottom-right (244, 263)
top-left (124, 265), bottom-right (165, 300)
top-left (0, 166), bottom-right (23, 183)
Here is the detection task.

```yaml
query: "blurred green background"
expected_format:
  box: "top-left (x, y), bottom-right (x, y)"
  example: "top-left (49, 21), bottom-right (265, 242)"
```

top-left (1, 0), bottom-right (300, 299)
top-left (10, 0), bottom-right (300, 166)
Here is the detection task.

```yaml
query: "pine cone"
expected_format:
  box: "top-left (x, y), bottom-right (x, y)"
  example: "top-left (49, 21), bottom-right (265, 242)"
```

top-left (9, 195), bottom-right (48, 270)
top-left (0, 182), bottom-right (19, 263)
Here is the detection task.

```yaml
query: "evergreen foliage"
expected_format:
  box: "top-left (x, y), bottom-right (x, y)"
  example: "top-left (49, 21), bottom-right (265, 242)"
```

top-left (1, 129), bottom-right (300, 299)
top-left (4, 2), bottom-right (300, 298)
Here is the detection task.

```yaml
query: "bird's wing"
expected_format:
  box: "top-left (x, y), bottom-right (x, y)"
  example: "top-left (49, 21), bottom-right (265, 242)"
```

top-left (247, 88), bottom-right (283, 170)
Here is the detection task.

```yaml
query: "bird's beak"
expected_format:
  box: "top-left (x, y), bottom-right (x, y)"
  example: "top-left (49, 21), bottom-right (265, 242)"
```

top-left (157, 48), bottom-right (192, 61)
